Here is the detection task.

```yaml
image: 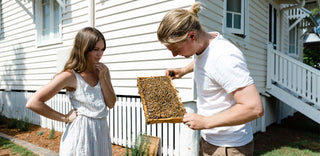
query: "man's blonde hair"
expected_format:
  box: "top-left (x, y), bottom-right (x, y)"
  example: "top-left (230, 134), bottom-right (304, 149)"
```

top-left (157, 2), bottom-right (203, 45)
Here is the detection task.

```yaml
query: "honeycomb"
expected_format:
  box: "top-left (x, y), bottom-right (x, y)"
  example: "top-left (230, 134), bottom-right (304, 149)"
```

top-left (137, 76), bottom-right (186, 124)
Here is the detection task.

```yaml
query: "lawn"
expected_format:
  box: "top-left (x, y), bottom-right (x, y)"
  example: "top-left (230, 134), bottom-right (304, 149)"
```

top-left (253, 112), bottom-right (320, 156)
top-left (0, 137), bottom-right (37, 156)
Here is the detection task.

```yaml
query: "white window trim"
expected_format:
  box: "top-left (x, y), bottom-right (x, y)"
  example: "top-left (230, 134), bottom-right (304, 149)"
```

top-left (35, 0), bottom-right (62, 47)
top-left (224, 0), bottom-right (245, 35)
top-left (268, 3), bottom-right (280, 50)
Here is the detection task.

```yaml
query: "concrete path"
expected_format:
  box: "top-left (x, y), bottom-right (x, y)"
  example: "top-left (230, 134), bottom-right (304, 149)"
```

top-left (0, 132), bottom-right (58, 156)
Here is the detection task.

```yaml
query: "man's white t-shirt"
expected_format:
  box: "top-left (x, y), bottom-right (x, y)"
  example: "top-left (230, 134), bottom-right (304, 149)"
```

top-left (194, 32), bottom-right (254, 147)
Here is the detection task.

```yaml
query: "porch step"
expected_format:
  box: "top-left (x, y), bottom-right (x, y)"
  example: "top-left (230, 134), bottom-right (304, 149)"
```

top-left (266, 84), bottom-right (320, 124)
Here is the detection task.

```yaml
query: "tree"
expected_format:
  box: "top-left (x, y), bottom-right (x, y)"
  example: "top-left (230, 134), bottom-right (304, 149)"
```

top-left (303, 8), bottom-right (320, 70)
top-left (303, 48), bottom-right (320, 70)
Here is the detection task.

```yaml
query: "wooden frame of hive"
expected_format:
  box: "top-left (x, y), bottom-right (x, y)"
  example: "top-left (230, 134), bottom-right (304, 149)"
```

top-left (137, 76), bottom-right (186, 124)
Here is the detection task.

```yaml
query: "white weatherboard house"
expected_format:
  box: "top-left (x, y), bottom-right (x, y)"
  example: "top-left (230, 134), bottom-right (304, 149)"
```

top-left (0, 0), bottom-right (319, 155)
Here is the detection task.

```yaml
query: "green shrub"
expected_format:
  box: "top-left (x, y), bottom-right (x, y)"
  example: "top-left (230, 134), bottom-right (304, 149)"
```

top-left (7, 119), bottom-right (18, 129)
top-left (125, 134), bottom-right (150, 156)
top-left (0, 116), bottom-right (6, 125)
top-left (0, 104), bottom-right (5, 125)
top-left (38, 131), bottom-right (44, 136)
top-left (17, 117), bottom-right (31, 132)
top-left (7, 117), bottom-right (31, 132)
top-left (49, 125), bottom-right (55, 139)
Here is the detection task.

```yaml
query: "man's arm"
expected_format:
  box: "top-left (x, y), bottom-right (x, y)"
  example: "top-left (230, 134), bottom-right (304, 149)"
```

top-left (183, 84), bottom-right (264, 129)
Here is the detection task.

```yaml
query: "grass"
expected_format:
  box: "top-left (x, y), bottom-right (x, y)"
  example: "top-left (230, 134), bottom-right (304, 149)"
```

top-left (259, 147), bottom-right (318, 156)
top-left (255, 140), bottom-right (320, 156)
top-left (0, 115), bottom-right (37, 155)
top-left (253, 113), bottom-right (320, 156)
top-left (258, 134), bottom-right (320, 156)
top-left (0, 137), bottom-right (37, 156)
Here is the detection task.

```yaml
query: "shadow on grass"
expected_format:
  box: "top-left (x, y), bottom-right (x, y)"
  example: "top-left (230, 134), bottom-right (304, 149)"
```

top-left (253, 112), bottom-right (320, 156)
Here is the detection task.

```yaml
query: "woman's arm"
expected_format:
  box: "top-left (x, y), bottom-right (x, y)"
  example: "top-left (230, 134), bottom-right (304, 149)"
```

top-left (183, 84), bottom-right (264, 129)
top-left (96, 63), bottom-right (117, 109)
top-left (26, 71), bottom-right (77, 123)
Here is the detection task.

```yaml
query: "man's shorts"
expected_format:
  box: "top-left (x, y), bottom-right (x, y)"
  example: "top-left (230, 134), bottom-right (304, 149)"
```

top-left (199, 137), bottom-right (254, 156)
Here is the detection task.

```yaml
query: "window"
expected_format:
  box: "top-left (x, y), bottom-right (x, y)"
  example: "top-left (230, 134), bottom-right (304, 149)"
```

top-left (289, 21), bottom-right (299, 57)
top-left (269, 4), bottom-right (278, 50)
top-left (225, 0), bottom-right (245, 34)
top-left (36, 0), bottom-right (62, 46)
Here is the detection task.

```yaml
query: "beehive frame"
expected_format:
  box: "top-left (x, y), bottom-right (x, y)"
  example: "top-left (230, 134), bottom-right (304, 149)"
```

top-left (137, 76), bottom-right (186, 124)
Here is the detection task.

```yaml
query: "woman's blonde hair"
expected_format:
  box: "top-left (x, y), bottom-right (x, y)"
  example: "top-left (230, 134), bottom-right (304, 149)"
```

top-left (157, 2), bottom-right (203, 45)
top-left (62, 27), bottom-right (106, 73)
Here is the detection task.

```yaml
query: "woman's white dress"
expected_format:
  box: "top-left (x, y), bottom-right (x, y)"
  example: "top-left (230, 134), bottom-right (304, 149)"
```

top-left (59, 71), bottom-right (112, 156)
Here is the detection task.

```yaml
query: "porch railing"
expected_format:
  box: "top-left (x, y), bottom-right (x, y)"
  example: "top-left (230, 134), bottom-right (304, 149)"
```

top-left (266, 44), bottom-right (320, 109)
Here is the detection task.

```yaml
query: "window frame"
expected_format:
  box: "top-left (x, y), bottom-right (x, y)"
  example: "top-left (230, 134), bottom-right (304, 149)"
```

top-left (35, 0), bottom-right (62, 47)
top-left (268, 3), bottom-right (279, 50)
top-left (288, 23), bottom-right (299, 57)
top-left (224, 0), bottom-right (245, 35)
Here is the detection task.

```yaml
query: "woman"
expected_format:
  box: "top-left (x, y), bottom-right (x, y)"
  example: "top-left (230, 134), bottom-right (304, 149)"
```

top-left (26, 27), bottom-right (116, 156)
top-left (157, 2), bottom-right (264, 156)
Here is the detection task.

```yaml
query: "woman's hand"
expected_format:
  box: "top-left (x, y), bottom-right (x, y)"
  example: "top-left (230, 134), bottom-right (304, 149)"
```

top-left (65, 109), bottom-right (77, 124)
top-left (95, 62), bottom-right (110, 80)
top-left (95, 62), bottom-right (116, 109)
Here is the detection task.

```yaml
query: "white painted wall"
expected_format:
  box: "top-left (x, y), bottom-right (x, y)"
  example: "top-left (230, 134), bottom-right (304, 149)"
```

top-left (0, 0), bottom-right (308, 138)
top-left (95, 0), bottom-right (195, 102)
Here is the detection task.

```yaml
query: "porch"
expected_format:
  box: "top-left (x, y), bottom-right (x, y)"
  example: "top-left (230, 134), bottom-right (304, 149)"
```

top-left (266, 44), bottom-right (320, 124)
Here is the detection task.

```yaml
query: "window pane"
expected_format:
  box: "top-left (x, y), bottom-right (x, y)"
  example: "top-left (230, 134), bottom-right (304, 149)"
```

top-left (53, 0), bottom-right (60, 38)
top-left (42, 29), bottom-right (50, 40)
top-left (273, 8), bottom-right (277, 44)
top-left (227, 0), bottom-right (241, 13)
top-left (234, 14), bottom-right (241, 29)
top-left (227, 13), bottom-right (232, 28)
top-left (269, 4), bottom-right (272, 42)
top-left (289, 28), bottom-right (295, 54)
top-left (42, 9), bottom-right (49, 29)
top-left (295, 27), bottom-right (299, 55)
top-left (42, 0), bottom-right (50, 40)
top-left (40, 0), bottom-right (60, 41)
top-left (289, 45), bottom-right (295, 54)
top-left (42, 3), bottom-right (50, 25)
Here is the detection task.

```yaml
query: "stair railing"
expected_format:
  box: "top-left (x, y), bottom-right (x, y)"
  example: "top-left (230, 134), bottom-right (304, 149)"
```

top-left (267, 44), bottom-right (320, 108)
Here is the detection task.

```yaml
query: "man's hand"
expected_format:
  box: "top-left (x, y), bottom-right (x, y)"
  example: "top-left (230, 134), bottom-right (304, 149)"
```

top-left (165, 68), bottom-right (184, 79)
top-left (183, 113), bottom-right (208, 130)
